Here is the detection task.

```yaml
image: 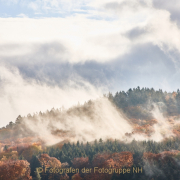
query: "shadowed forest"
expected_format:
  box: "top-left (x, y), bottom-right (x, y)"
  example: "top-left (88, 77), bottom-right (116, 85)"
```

top-left (1, 87), bottom-right (180, 180)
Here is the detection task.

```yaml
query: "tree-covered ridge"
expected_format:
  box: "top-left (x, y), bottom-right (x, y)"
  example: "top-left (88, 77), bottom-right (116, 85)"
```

top-left (46, 137), bottom-right (180, 163)
top-left (1, 87), bottom-right (180, 157)
top-left (110, 87), bottom-right (176, 106)
top-left (4, 86), bottom-right (179, 131)
top-left (1, 86), bottom-right (180, 132)
top-left (46, 138), bottom-right (180, 180)
top-left (1, 87), bottom-right (180, 179)
top-left (108, 87), bottom-right (180, 118)
top-left (45, 137), bottom-right (180, 180)
top-left (2, 137), bottom-right (180, 179)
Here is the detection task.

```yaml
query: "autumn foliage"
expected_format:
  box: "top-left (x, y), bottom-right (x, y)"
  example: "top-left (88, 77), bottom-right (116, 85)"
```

top-left (71, 157), bottom-right (89, 169)
top-left (143, 150), bottom-right (180, 164)
top-left (38, 153), bottom-right (61, 168)
top-left (92, 152), bottom-right (133, 168)
top-left (72, 173), bottom-right (83, 180)
top-left (0, 159), bottom-right (32, 180)
top-left (84, 152), bottom-right (133, 180)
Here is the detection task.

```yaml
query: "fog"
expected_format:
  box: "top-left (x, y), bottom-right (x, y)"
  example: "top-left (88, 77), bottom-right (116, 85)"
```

top-left (0, 65), bottom-right (104, 127)
top-left (23, 98), bottom-right (133, 146)
top-left (21, 97), bottom-right (178, 146)
top-left (150, 104), bottom-right (174, 141)
top-left (0, 65), bottom-right (178, 145)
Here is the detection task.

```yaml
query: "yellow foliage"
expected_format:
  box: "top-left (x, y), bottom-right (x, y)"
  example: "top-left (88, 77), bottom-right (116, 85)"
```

top-left (21, 145), bottom-right (41, 162)
top-left (1, 156), bottom-right (7, 161)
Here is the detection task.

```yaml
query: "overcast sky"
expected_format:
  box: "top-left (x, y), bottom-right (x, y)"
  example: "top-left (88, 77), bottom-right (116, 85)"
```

top-left (1, 0), bottom-right (180, 127)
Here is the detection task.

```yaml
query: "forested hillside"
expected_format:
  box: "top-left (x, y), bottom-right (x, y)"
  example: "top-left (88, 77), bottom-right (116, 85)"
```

top-left (1, 87), bottom-right (180, 180)
top-left (109, 87), bottom-right (180, 118)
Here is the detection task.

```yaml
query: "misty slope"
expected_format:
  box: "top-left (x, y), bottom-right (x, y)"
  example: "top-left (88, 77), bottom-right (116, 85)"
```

top-left (0, 98), bottom-right (132, 145)
top-left (1, 87), bottom-right (180, 146)
top-left (109, 87), bottom-right (180, 118)
top-left (1, 87), bottom-right (180, 180)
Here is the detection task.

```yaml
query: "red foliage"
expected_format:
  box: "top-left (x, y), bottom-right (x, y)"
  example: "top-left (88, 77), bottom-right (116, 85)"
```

top-left (85, 152), bottom-right (133, 180)
top-left (92, 152), bottom-right (133, 168)
top-left (72, 173), bottom-right (83, 180)
top-left (144, 150), bottom-right (180, 160)
top-left (110, 152), bottom-right (133, 168)
top-left (72, 157), bottom-right (89, 169)
top-left (92, 153), bottom-right (111, 168)
top-left (173, 129), bottom-right (180, 137)
top-left (143, 150), bottom-right (180, 165)
top-left (38, 154), bottom-right (61, 168)
top-left (0, 159), bottom-right (32, 180)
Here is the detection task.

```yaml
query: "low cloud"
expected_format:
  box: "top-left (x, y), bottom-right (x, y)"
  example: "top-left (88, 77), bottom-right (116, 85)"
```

top-left (23, 98), bottom-right (133, 145)
top-left (0, 65), bottom-right (104, 127)
top-left (1, 42), bottom-right (179, 93)
top-left (1, 0), bottom-right (180, 129)
top-left (21, 98), bottom-right (178, 145)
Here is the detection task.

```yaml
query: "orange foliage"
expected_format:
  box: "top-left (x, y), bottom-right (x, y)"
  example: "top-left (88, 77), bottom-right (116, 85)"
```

top-left (21, 145), bottom-right (41, 161)
top-left (110, 152), bottom-right (133, 168)
top-left (143, 150), bottom-right (180, 165)
top-left (0, 151), bottom-right (18, 161)
top-left (92, 153), bottom-right (111, 168)
top-left (38, 154), bottom-right (61, 168)
top-left (85, 152), bottom-right (133, 180)
top-left (172, 92), bottom-right (177, 99)
top-left (72, 173), bottom-right (83, 180)
top-left (0, 159), bottom-right (32, 180)
top-left (173, 129), bottom-right (180, 137)
top-left (92, 152), bottom-right (133, 168)
top-left (133, 124), bottom-right (154, 136)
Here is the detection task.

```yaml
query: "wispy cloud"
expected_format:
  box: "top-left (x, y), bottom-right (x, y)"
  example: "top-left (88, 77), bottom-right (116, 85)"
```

top-left (0, 65), bottom-right (104, 127)
top-left (1, 0), bottom-right (180, 126)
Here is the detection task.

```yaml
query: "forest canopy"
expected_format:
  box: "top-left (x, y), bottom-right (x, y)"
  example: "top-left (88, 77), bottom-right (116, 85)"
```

top-left (1, 87), bottom-right (180, 180)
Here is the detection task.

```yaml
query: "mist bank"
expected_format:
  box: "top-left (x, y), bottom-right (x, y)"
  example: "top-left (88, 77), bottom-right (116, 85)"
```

top-left (15, 96), bottom-right (180, 146)
top-left (21, 98), bottom-right (132, 145)
top-left (0, 64), bottom-right (104, 128)
top-left (1, 82), bottom-right (180, 145)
